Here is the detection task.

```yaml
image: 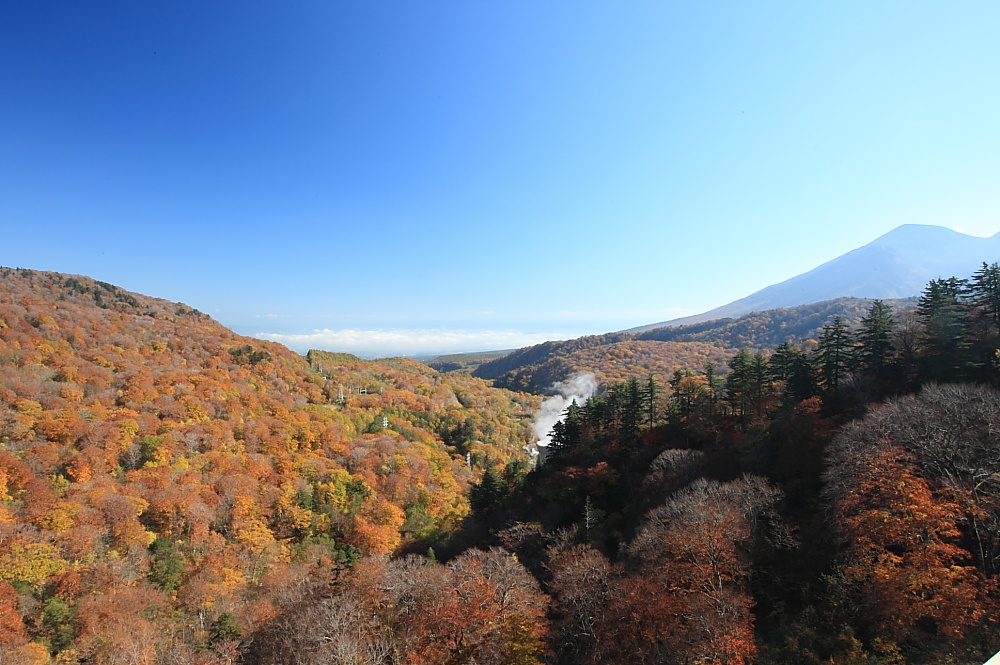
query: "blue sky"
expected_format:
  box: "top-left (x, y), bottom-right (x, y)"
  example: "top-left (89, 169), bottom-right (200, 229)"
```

top-left (3, 2), bottom-right (999, 357)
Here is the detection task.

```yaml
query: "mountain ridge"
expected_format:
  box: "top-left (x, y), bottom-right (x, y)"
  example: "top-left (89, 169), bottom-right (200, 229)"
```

top-left (631, 224), bottom-right (1000, 331)
top-left (471, 296), bottom-right (910, 393)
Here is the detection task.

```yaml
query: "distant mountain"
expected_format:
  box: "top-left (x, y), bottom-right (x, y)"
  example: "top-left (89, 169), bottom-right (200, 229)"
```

top-left (632, 224), bottom-right (1000, 331)
top-left (472, 297), bottom-right (906, 393)
top-left (635, 296), bottom-right (916, 349)
top-left (472, 336), bottom-right (734, 394)
top-left (425, 350), bottom-right (516, 373)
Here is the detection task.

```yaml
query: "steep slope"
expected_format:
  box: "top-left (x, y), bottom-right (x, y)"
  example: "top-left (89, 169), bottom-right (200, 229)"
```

top-left (0, 267), bottom-right (537, 660)
top-left (633, 224), bottom-right (1000, 330)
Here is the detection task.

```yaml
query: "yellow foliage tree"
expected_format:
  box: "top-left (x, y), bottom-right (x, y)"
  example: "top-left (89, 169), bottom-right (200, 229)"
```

top-left (0, 542), bottom-right (66, 586)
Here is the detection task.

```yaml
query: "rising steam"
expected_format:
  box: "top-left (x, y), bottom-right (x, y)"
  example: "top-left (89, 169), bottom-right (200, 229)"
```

top-left (533, 372), bottom-right (598, 448)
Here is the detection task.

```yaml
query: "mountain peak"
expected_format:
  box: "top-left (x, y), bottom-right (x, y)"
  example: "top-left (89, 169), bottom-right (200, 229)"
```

top-left (875, 223), bottom-right (965, 239)
top-left (633, 224), bottom-right (1000, 332)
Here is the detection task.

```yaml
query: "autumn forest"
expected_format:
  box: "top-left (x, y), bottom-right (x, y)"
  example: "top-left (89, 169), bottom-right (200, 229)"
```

top-left (1, 266), bottom-right (999, 664)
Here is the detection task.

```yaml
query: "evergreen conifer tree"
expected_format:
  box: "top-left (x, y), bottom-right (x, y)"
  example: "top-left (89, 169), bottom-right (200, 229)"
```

top-left (548, 399), bottom-right (582, 459)
top-left (704, 361), bottom-right (721, 404)
top-left (815, 316), bottom-right (852, 399)
top-left (619, 377), bottom-right (645, 447)
top-left (969, 262), bottom-right (1000, 380)
top-left (470, 461), bottom-right (503, 515)
top-left (768, 341), bottom-right (814, 406)
top-left (917, 277), bottom-right (975, 381)
top-left (726, 349), bottom-right (753, 421)
top-left (855, 300), bottom-right (895, 381)
top-left (970, 262), bottom-right (1000, 332)
top-left (644, 373), bottom-right (660, 428)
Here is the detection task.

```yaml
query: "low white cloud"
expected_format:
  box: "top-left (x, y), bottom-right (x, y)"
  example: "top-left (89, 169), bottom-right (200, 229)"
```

top-left (256, 328), bottom-right (578, 357)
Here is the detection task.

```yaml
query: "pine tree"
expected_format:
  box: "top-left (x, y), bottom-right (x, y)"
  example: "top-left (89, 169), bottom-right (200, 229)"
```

top-left (768, 341), bottom-right (814, 406)
top-left (470, 460), bottom-right (503, 515)
top-left (581, 394), bottom-right (607, 442)
top-left (968, 262), bottom-right (1000, 381)
top-left (815, 316), bottom-right (852, 399)
top-left (750, 351), bottom-right (770, 414)
top-left (644, 374), bottom-right (661, 428)
top-left (768, 342), bottom-right (797, 383)
top-left (704, 361), bottom-right (721, 404)
top-left (970, 262), bottom-right (1000, 332)
top-left (620, 377), bottom-right (644, 447)
top-left (548, 400), bottom-right (582, 459)
top-left (917, 277), bottom-right (974, 381)
top-left (210, 612), bottom-right (242, 644)
top-left (855, 300), bottom-right (895, 380)
top-left (725, 349), bottom-right (753, 421)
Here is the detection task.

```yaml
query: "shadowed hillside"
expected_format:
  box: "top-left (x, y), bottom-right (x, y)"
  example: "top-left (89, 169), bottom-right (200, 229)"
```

top-left (637, 297), bottom-right (917, 349)
top-left (473, 298), bottom-right (914, 394)
top-left (425, 350), bottom-right (515, 373)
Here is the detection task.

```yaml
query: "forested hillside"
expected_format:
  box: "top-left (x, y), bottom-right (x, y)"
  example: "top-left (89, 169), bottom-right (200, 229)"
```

top-left (636, 297), bottom-right (917, 349)
top-left (456, 264), bottom-right (1000, 665)
top-left (425, 350), bottom-right (514, 373)
top-left (3, 264), bottom-right (1000, 664)
top-left (472, 298), bottom-right (913, 394)
top-left (0, 268), bottom-right (540, 664)
top-left (478, 339), bottom-right (734, 394)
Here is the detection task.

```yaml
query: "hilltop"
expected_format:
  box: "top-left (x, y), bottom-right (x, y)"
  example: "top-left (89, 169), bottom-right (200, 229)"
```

top-left (0, 267), bottom-right (539, 661)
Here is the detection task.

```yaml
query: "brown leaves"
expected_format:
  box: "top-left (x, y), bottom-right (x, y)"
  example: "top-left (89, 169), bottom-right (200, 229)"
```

top-left (544, 477), bottom-right (779, 665)
top-left (0, 268), bottom-right (544, 659)
top-left (0, 580), bottom-right (28, 648)
top-left (254, 548), bottom-right (551, 665)
top-left (830, 446), bottom-right (987, 644)
top-left (825, 387), bottom-right (1000, 648)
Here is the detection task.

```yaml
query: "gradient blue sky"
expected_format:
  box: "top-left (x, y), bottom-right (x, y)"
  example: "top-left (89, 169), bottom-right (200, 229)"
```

top-left (3, 2), bottom-right (999, 356)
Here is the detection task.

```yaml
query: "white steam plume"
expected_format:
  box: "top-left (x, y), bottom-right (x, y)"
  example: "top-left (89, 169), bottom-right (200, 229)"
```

top-left (533, 372), bottom-right (598, 448)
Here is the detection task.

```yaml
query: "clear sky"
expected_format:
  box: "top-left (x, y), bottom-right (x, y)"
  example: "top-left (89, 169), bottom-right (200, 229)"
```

top-left (3, 2), bottom-right (999, 357)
